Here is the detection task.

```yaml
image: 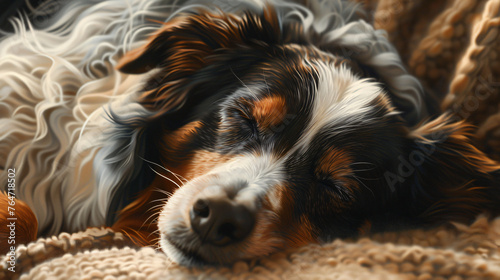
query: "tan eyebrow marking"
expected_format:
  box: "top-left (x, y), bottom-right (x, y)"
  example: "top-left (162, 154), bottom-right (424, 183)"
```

top-left (252, 95), bottom-right (287, 131)
top-left (161, 121), bottom-right (202, 152)
top-left (316, 148), bottom-right (359, 209)
top-left (317, 148), bottom-right (354, 180)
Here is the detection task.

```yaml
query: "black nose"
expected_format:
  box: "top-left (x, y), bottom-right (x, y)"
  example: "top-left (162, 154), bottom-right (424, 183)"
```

top-left (190, 196), bottom-right (255, 246)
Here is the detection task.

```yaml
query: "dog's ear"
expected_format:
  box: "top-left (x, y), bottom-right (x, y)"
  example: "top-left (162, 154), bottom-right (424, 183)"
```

top-left (116, 9), bottom-right (281, 73)
top-left (388, 115), bottom-right (500, 224)
top-left (116, 7), bottom-right (285, 118)
top-left (115, 16), bottom-right (215, 74)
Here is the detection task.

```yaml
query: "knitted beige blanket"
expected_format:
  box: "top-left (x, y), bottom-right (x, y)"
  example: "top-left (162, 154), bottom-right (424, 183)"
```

top-left (1, 217), bottom-right (499, 279)
top-left (2, 0), bottom-right (500, 279)
top-left (362, 0), bottom-right (500, 160)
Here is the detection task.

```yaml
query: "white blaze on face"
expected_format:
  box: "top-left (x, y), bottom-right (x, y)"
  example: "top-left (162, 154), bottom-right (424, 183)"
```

top-left (297, 61), bottom-right (384, 150)
top-left (201, 152), bottom-right (286, 210)
top-left (159, 152), bottom-right (286, 229)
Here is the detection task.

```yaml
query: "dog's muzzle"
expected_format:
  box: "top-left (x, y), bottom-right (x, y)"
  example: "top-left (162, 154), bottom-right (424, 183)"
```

top-left (158, 154), bottom-right (286, 265)
top-left (189, 186), bottom-right (255, 246)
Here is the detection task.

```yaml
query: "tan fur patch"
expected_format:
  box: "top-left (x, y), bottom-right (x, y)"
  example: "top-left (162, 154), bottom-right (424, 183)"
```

top-left (286, 216), bottom-right (316, 247)
top-left (252, 96), bottom-right (287, 131)
top-left (162, 121), bottom-right (202, 153)
top-left (317, 148), bottom-right (356, 188)
top-left (269, 185), bottom-right (317, 248)
top-left (183, 151), bottom-right (233, 180)
top-left (316, 148), bottom-right (359, 210)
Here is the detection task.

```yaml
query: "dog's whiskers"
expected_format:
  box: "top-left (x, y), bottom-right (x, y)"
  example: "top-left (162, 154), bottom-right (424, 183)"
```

top-left (141, 207), bottom-right (160, 228)
top-left (349, 162), bottom-right (378, 173)
top-left (147, 228), bottom-right (161, 239)
top-left (141, 156), bottom-right (188, 184)
top-left (351, 174), bottom-right (375, 198)
top-left (140, 193), bottom-right (172, 229)
top-left (151, 188), bottom-right (174, 198)
top-left (350, 161), bottom-right (376, 167)
top-left (149, 167), bottom-right (183, 189)
top-left (145, 204), bottom-right (167, 214)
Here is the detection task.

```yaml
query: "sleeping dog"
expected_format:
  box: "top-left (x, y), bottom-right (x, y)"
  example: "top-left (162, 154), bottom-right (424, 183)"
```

top-left (1, 0), bottom-right (499, 266)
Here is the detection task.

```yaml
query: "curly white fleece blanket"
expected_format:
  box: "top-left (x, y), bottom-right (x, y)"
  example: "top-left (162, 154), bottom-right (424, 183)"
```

top-left (1, 216), bottom-right (499, 279)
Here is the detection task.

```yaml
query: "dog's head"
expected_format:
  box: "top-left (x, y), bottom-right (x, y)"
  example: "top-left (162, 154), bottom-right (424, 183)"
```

top-left (112, 6), bottom-right (500, 266)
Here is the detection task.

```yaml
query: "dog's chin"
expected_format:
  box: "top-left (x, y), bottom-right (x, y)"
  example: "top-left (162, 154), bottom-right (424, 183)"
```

top-left (159, 221), bottom-right (283, 266)
top-left (158, 184), bottom-right (285, 266)
top-left (160, 233), bottom-right (208, 267)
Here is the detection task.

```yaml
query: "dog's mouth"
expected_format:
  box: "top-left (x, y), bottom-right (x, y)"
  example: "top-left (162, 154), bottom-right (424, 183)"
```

top-left (164, 234), bottom-right (208, 266)
top-left (159, 204), bottom-right (285, 266)
top-left (160, 208), bottom-right (289, 266)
